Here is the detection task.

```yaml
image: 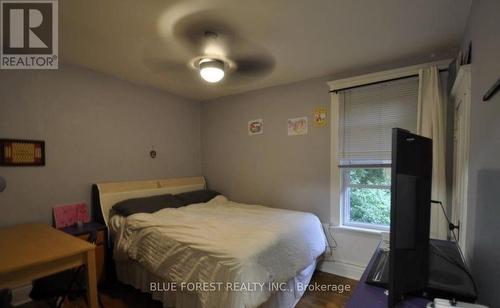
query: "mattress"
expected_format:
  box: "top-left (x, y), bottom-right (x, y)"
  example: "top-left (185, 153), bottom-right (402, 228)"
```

top-left (111, 195), bottom-right (326, 308)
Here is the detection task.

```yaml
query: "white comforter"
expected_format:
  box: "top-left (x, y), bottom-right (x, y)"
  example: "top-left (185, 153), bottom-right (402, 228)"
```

top-left (112, 196), bottom-right (326, 308)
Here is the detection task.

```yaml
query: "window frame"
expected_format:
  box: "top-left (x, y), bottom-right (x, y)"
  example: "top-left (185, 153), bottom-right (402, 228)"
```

top-left (340, 163), bottom-right (391, 231)
top-left (328, 60), bottom-right (450, 233)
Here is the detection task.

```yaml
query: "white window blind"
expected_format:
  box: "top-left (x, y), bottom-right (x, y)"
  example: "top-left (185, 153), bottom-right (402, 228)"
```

top-left (339, 77), bottom-right (418, 161)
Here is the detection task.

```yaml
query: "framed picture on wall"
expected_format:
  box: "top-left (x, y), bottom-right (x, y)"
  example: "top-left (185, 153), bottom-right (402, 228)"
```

top-left (248, 119), bottom-right (264, 136)
top-left (314, 107), bottom-right (327, 127)
top-left (0, 139), bottom-right (45, 166)
top-left (288, 117), bottom-right (308, 136)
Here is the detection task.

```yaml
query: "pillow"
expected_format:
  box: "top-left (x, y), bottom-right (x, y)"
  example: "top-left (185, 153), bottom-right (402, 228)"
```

top-left (112, 194), bottom-right (184, 217)
top-left (175, 189), bottom-right (221, 205)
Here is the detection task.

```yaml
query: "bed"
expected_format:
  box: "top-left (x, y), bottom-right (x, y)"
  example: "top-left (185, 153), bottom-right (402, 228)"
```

top-left (94, 176), bottom-right (326, 308)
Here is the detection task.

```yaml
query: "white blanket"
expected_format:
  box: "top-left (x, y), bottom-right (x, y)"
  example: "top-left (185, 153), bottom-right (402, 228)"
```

top-left (112, 196), bottom-right (326, 308)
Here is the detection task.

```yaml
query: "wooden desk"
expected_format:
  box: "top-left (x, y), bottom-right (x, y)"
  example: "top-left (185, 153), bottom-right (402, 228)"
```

top-left (0, 223), bottom-right (98, 308)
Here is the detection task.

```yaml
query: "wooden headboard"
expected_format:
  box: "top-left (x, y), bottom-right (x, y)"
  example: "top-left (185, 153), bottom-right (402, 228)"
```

top-left (92, 176), bottom-right (206, 226)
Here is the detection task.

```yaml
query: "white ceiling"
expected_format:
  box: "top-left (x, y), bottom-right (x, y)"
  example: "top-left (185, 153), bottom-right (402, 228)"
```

top-left (61, 0), bottom-right (471, 100)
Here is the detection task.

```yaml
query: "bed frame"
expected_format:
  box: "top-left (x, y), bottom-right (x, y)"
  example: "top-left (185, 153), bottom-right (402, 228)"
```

top-left (92, 176), bottom-right (206, 226)
top-left (91, 175), bottom-right (318, 308)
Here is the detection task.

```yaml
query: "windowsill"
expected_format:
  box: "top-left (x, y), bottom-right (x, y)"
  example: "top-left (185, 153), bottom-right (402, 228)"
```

top-left (331, 225), bottom-right (387, 236)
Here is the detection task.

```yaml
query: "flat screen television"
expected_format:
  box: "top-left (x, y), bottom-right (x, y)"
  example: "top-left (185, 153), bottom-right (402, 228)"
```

top-left (388, 128), bottom-right (433, 307)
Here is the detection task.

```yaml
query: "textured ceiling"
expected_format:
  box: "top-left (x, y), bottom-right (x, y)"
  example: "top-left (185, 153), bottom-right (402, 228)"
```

top-left (60, 0), bottom-right (471, 100)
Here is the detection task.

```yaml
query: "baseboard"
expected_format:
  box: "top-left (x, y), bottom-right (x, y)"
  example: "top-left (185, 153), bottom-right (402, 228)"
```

top-left (318, 259), bottom-right (365, 281)
top-left (10, 284), bottom-right (32, 306)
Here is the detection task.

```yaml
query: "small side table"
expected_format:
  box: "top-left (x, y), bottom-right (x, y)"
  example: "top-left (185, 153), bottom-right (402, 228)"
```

top-left (61, 222), bottom-right (107, 284)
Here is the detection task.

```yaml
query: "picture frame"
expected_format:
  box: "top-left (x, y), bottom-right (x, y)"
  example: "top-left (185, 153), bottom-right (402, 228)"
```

top-left (314, 107), bottom-right (327, 127)
top-left (288, 117), bottom-right (308, 136)
top-left (0, 139), bottom-right (46, 166)
top-left (248, 119), bottom-right (264, 136)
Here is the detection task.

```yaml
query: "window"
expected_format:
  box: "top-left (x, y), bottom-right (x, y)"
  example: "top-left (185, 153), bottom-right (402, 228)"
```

top-left (341, 165), bottom-right (391, 229)
top-left (338, 77), bottom-right (418, 230)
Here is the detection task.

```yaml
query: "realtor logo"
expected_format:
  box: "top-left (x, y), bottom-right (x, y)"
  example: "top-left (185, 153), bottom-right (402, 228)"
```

top-left (1, 0), bottom-right (58, 69)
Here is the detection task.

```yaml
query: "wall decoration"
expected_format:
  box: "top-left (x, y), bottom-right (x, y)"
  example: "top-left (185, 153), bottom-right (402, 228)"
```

top-left (288, 117), bottom-right (308, 136)
top-left (314, 107), bottom-right (327, 127)
top-left (0, 139), bottom-right (45, 166)
top-left (248, 119), bottom-right (263, 135)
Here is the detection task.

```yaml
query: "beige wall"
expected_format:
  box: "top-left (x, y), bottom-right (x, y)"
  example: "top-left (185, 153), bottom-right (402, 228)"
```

top-left (0, 65), bottom-right (201, 226)
top-left (201, 77), bottom-right (331, 221)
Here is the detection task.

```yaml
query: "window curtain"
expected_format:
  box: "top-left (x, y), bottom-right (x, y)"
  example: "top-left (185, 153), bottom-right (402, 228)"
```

top-left (417, 66), bottom-right (447, 239)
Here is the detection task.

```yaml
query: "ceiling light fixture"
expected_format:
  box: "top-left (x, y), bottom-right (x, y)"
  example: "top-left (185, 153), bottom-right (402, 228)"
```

top-left (199, 59), bottom-right (225, 83)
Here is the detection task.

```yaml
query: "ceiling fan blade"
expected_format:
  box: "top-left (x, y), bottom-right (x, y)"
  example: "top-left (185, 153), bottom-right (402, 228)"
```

top-left (232, 55), bottom-right (275, 76)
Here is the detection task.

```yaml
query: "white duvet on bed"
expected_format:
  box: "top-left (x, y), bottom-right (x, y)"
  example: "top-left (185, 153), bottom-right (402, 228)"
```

top-left (112, 195), bottom-right (326, 308)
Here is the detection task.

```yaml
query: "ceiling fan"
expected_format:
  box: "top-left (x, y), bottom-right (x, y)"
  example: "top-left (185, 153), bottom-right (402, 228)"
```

top-left (144, 11), bottom-right (275, 85)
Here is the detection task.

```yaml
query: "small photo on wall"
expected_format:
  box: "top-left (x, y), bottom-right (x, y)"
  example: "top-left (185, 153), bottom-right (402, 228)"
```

top-left (248, 119), bottom-right (263, 135)
top-left (288, 117), bottom-right (308, 136)
top-left (314, 107), bottom-right (327, 127)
